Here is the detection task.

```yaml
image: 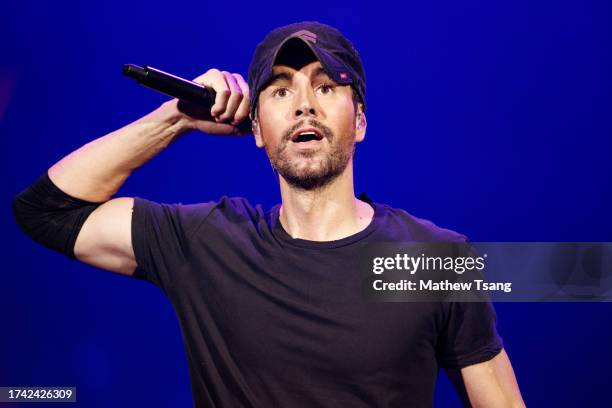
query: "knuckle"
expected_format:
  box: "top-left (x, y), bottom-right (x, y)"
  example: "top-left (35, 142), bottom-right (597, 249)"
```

top-left (234, 113), bottom-right (247, 123)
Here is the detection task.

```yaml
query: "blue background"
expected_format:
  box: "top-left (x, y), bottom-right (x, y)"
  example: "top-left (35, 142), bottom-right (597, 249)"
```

top-left (2, 0), bottom-right (611, 406)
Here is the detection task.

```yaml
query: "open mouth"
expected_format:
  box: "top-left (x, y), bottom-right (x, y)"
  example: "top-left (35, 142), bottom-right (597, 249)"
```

top-left (291, 129), bottom-right (324, 143)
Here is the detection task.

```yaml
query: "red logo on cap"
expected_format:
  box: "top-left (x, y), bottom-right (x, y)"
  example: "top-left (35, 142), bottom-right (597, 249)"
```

top-left (340, 72), bottom-right (348, 79)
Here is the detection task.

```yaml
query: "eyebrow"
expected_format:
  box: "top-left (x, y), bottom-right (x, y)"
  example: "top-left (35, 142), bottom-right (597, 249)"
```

top-left (266, 71), bottom-right (293, 87)
top-left (265, 66), bottom-right (332, 88)
top-left (311, 66), bottom-right (329, 80)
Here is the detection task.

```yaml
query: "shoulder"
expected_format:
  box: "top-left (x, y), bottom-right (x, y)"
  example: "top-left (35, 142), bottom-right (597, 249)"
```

top-left (133, 196), bottom-right (266, 235)
top-left (203, 196), bottom-right (267, 223)
top-left (134, 196), bottom-right (260, 216)
top-left (376, 203), bottom-right (468, 242)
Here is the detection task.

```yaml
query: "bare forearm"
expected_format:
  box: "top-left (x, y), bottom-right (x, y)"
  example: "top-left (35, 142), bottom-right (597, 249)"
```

top-left (13, 68), bottom-right (247, 270)
top-left (459, 349), bottom-right (525, 407)
top-left (48, 100), bottom-right (189, 202)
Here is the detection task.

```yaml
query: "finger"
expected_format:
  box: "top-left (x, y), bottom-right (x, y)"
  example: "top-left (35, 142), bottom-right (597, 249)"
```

top-left (232, 73), bottom-right (251, 125)
top-left (217, 71), bottom-right (243, 123)
top-left (194, 68), bottom-right (230, 119)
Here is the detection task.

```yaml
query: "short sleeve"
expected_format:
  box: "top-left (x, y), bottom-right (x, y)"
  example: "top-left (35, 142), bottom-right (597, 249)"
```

top-left (435, 300), bottom-right (504, 369)
top-left (130, 197), bottom-right (216, 292)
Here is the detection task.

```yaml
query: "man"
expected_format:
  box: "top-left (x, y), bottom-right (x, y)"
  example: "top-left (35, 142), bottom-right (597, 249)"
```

top-left (13, 21), bottom-right (525, 407)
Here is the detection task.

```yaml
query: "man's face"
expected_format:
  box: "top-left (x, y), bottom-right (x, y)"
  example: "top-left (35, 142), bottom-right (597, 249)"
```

top-left (254, 60), bottom-right (365, 190)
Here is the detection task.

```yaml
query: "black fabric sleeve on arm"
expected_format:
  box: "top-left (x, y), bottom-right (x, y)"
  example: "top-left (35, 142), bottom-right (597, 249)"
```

top-left (12, 172), bottom-right (103, 260)
top-left (130, 197), bottom-right (217, 292)
top-left (435, 300), bottom-right (504, 369)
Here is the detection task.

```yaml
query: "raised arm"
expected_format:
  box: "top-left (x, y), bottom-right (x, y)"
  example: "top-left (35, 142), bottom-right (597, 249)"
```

top-left (13, 69), bottom-right (250, 275)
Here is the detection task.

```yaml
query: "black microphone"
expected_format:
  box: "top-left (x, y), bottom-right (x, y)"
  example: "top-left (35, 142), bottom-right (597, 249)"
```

top-left (123, 64), bottom-right (251, 133)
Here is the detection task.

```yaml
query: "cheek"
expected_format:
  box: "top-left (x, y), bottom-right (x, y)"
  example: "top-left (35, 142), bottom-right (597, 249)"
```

top-left (260, 99), bottom-right (288, 123)
top-left (258, 110), bottom-right (285, 148)
top-left (327, 107), bottom-right (356, 135)
top-left (321, 94), bottom-right (356, 128)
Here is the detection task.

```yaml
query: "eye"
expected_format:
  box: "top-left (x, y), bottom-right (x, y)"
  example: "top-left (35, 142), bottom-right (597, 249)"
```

top-left (317, 83), bottom-right (336, 95)
top-left (272, 87), bottom-right (290, 98)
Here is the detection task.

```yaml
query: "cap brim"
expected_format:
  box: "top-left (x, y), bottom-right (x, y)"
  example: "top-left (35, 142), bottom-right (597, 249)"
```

top-left (250, 34), bottom-right (363, 116)
top-left (269, 36), bottom-right (355, 86)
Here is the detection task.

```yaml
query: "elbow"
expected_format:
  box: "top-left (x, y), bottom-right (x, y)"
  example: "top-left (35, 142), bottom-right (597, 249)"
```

top-left (12, 190), bottom-right (39, 238)
top-left (12, 173), bottom-right (102, 258)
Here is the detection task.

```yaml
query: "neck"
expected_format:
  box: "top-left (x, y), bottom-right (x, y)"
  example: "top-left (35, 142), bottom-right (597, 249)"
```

top-left (277, 162), bottom-right (374, 241)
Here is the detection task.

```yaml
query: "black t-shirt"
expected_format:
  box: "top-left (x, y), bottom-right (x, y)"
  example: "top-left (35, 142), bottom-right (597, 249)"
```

top-left (131, 196), bottom-right (503, 408)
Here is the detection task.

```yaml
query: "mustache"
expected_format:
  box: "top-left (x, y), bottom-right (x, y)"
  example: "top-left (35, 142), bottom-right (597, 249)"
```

top-left (282, 119), bottom-right (333, 143)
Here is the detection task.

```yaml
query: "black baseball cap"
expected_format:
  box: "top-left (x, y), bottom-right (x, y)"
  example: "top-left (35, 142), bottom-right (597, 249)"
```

top-left (247, 21), bottom-right (367, 116)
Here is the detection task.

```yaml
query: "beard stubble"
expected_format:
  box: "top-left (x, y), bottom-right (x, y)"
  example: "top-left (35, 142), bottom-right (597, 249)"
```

top-left (264, 118), bottom-right (356, 190)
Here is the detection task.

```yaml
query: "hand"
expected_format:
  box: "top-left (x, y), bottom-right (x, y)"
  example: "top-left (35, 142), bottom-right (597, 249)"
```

top-left (175, 69), bottom-right (251, 135)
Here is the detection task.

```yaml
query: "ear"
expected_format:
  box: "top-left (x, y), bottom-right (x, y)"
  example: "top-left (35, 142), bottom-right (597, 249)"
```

top-left (355, 104), bottom-right (367, 143)
top-left (251, 114), bottom-right (265, 148)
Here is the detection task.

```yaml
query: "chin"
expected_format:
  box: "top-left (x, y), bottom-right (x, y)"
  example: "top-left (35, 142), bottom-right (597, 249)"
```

top-left (271, 145), bottom-right (353, 190)
top-left (291, 158), bottom-right (329, 176)
top-left (281, 161), bottom-right (344, 190)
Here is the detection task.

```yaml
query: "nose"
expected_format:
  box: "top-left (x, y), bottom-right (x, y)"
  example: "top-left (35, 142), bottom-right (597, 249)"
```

top-left (295, 105), bottom-right (316, 117)
top-left (293, 87), bottom-right (319, 119)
